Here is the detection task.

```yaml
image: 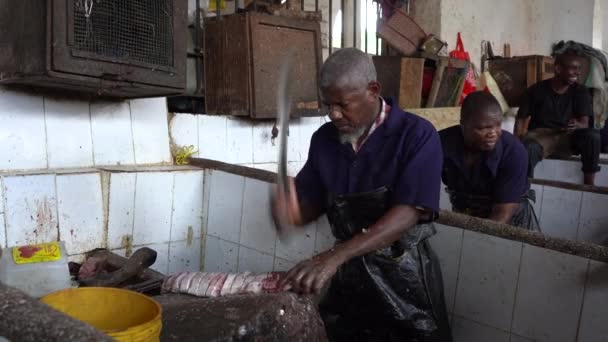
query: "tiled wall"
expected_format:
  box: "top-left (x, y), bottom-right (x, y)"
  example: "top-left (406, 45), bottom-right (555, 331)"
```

top-left (0, 88), bottom-right (171, 170)
top-left (200, 169), bottom-right (608, 342)
top-left (0, 169), bottom-right (205, 275)
top-left (439, 182), bottom-right (608, 246)
top-left (534, 158), bottom-right (608, 187)
top-left (170, 114), bottom-right (326, 175)
top-left (430, 224), bottom-right (608, 342)
top-left (202, 170), bottom-right (335, 274)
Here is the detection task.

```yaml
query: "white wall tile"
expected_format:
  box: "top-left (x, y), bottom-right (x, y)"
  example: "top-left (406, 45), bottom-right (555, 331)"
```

top-left (111, 248), bottom-right (128, 258)
top-left (198, 115), bottom-right (227, 161)
top-left (510, 335), bottom-right (534, 342)
top-left (529, 184), bottom-right (543, 220)
top-left (512, 245), bottom-right (588, 342)
top-left (0, 89), bottom-right (46, 170)
top-left (203, 235), bottom-right (238, 273)
top-left (274, 257), bottom-right (296, 272)
top-left (552, 159), bottom-right (583, 184)
top-left (428, 224), bottom-right (464, 313)
top-left (452, 316), bottom-right (510, 342)
top-left (107, 173), bottom-right (136, 250)
top-left (533, 160), bottom-right (557, 181)
top-left (4, 175), bottom-right (57, 246)
top-left (252, 121), bottom-right (279, 163)
top-left (287, 119), bottom-right (302, 163)
top-left (287, 161), bottom-right (304, 177)
top-left (251, 163), bottom-right (278, 173)
top-left (0, 179), bottom-right (5, 248)
top-left (145, 242), bottom-right (170, 274)
top-left (56, 174), bottom-right (104, 255)
top-left (298, 117), bottom-right (321, 162)
top-left (577, 261), bottom-right (608, 342)
top-left (276, 222), bottom-right (316, 263)
top-left (171, 171), bottom-right (204, 241)
top-left (237, 246), bottom-right (274, 273)
top-left (169, 114), bottom-right (199, 157)
top-left (439, 184), bottom-right (451, 211)
top-left (90, 101), bottom-right (135, 166)
top-left (132, 172), bottom-right (174, 245)
top-left (130, 98), bottom-right (172, 164)
top-left (314, 215), bottom-right (335, 254)
top-left (594, 167), bottom-right (608, 187)
top-left (454, 231), bottom-right (522, 331)
top-left (44, 98), bottom-right (94, 168)
top-left (240, 178), bottom-right (276, 254)
top-left (68, 254), bottom-right (86, 264)
top-left (206, 170), bottom-right (245, 244)
top-left (168, 238), bottom-right (202, 274)
top-left (577, 192), bottom-right (608, 245)
top-left (539, 186), bottom-right (582, 240)
top-left (226, 117), bottom-right (254, 164)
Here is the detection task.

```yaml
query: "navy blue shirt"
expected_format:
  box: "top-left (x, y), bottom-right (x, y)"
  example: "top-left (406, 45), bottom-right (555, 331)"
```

top-left (439, 125), bottom-right (529, 206)
top-left (295, 98), bottom-right (443, 214)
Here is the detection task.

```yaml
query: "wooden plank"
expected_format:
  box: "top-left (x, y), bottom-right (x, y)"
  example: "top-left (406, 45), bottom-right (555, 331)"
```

top-left (526, 58), bottom-right (537, 88)
top-left (427, 58), bottom-right (468, 107)
top-left (373, 56), bottom-right (403, 103)
top-left (398, 58), bottom-right (424, 108)
top-left (426, 59), bottom-right (447, 108)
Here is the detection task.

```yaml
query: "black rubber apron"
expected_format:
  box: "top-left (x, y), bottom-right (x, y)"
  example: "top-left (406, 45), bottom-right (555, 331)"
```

top-left (319, 187), bottom-right (452, 342)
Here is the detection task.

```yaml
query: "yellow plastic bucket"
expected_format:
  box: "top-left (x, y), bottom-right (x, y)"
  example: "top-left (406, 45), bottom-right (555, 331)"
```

top-left (41, 287), bottom-right (162, 342)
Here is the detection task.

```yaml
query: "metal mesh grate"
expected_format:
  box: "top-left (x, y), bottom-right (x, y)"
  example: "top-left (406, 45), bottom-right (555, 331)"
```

top-left (73, 0), bottom-right (174, 67)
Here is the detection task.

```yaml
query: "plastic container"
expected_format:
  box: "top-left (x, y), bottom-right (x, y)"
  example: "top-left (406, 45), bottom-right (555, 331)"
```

top-left (0, 242), bottom-right (72, 298)
top-left (41, 287), bottom-right (162, 342)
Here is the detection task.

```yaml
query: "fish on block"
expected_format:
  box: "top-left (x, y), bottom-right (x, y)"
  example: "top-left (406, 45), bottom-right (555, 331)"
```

top-left (162, 272), bottom-right (286, 297)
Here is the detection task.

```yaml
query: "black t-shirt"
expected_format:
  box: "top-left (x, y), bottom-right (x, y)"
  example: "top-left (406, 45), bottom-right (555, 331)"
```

top-left (517, 79), bottom-right (592, 130)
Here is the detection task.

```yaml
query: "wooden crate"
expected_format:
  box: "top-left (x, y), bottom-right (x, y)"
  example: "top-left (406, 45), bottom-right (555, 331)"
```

top-left (373, 56), bottom-right (424, 108)
top-left (488, 55), bottom-right (554, 107)
top-left (204, 13), bottom-right (322, 119)
top-left (426, 58), bottom-right (469, 108)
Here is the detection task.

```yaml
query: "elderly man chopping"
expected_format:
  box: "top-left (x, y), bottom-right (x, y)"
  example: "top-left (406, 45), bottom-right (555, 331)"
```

top-left (272, 48), bottom-right (452, 341)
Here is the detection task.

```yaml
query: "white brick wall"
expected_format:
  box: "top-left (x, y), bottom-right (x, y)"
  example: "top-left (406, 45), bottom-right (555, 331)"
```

top-left (431, 224), bottom-right (603, 342)
top-left (0, 86), bottom-right (171, 171)
top-left (171, 114), bottom-right (326, 176)
top-left (198, 169), bottom-right (608, 342)
top-left (201, 170), bottom-right (335, 274)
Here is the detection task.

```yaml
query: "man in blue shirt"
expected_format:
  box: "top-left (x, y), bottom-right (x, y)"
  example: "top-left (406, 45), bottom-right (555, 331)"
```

top-left (440, 91), bottom-right (540, 230)
top-left (272, 48), bottom-right (451, 341)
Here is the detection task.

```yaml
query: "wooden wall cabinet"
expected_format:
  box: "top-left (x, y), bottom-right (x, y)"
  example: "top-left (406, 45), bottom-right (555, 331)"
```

top-left (204, 13), bottom-right (322, 119)
top-left (373, 56), bottom-right (425, 108)
top-left (488, 55), bottom-right (554, 107)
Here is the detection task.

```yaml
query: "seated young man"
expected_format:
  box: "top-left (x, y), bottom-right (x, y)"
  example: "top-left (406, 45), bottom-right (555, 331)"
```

top-left (515, 50), bottom-right (600, 185)
top-left (439, 91), bottom-right (540, 230)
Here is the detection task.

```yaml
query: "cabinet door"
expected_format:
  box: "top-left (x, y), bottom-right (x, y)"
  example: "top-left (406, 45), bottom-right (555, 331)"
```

top-left (249, 14), bottom-right (322, 119)
top-left (50, 0), bottom-right (186, 89)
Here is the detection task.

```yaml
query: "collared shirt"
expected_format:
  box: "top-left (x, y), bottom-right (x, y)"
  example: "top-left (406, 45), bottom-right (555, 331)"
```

top-left (439, 125), bottom-right (529, 205)
top-left (295, 98), bottom-right (443, 213)
top-left (353, 98), bottom-right (391, 152)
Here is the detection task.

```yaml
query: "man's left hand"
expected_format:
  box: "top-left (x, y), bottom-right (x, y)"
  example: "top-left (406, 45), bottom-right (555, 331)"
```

top-left (279, 250), bottom-right (344, 295)
top-left (564, 118), bottom-right (587, 133)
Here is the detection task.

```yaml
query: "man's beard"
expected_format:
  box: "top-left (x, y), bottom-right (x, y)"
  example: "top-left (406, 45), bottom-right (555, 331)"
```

top-left (339, 125), bottom-right (368, 145)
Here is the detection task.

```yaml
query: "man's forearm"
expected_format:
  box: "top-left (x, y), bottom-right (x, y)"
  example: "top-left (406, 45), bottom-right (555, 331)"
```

top-left (488, 203), bottom-right (519, 224)
top-left (514, 117), bottom-right (530, 138)
top-left (330, 205), bottom-right (420, 263)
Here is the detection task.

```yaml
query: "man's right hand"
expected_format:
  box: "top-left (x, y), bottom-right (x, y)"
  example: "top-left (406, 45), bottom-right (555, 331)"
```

top-left (271, 177), bottom-right (304, 230)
